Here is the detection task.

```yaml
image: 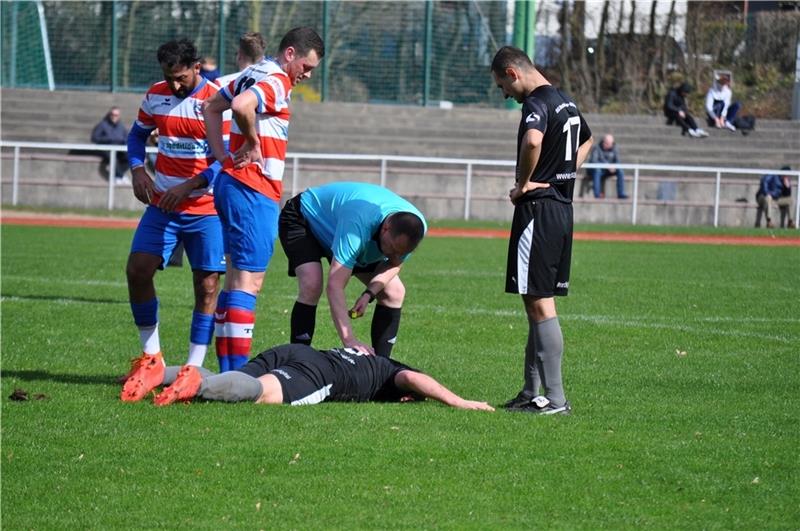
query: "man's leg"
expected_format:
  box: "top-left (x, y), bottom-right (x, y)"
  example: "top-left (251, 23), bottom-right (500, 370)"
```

top-left (522, 312), bottom-right (541, 398)
top-left (155, 364), bottom-right (264, 405)
top-left (591, 168), bottom-right (603, 198)
top-left (182, 214), bottom-right (225, 367)
top-left (615, 169), bottom-right (627, 198)
top-left (216, 271), bottom-right (262, 371)
top-left (186, 271), bottom-right (219, 367)
top-left (358, 273), bottom-right (405, 358)
top-left (123, 252), bottom-right (166, 401)
top-left (291, 262), bottom-right (324, 345)
top-left (212, 173), bottom-right (278, 371)
top-left (121, 208), bottom-right (182, 400)
top-left (523, 296), bottom-right (567, 408)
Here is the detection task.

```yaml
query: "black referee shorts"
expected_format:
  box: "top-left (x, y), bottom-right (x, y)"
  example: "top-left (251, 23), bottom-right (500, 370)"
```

top-left (238, 344), bottom-right (336, 405)
top-left (505, 198), bottom-right (573, 297)
top-left (278, 193), bottom-right (383, 276)
top-left (278, 194), bottom-right (331, 277)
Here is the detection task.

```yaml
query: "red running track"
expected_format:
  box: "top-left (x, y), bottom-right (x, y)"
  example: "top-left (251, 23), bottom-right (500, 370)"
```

top-left (3, 213), bottom-right (800, 247)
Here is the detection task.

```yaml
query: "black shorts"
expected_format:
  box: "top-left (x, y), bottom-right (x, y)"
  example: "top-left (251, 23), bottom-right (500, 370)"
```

top-left (278, 193), bottom-right (382, 276)
top-left (505, 198), bottom-right (573, 297)
top-left (238, 344), bottom-right (336, 405)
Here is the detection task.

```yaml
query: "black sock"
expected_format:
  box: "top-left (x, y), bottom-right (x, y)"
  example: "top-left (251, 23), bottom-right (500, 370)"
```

top-left (371, 305), bottom-right (401, 358)
top-left (290, 301), bottom-right (317, 345)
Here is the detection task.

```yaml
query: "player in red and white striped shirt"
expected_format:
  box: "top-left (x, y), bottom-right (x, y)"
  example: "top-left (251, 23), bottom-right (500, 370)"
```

top-left (202, 27), bottom-right (324, 372)
top-left (121, 39), bottom-right (227, 402)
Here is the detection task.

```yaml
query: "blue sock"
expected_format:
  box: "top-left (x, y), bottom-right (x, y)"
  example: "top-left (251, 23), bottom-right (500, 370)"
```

top-left (131, 298), bottom-right (159, 327)
top-left (190, 311), bottom-right (215, 345)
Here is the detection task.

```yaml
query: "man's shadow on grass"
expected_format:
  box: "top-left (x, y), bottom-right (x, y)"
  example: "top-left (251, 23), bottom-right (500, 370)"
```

top-left (2, 370), bottom-right (118, 386)
top-left (2, 293), bottom-right (126, 305)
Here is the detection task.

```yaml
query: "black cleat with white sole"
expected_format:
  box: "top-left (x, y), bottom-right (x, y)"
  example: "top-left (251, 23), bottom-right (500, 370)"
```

top-left (509, 395), bottom-right (571, 415)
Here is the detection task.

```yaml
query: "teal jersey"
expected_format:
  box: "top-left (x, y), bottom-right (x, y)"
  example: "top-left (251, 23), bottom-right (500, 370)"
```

top-left (299, 182), bottom-right (427, 269)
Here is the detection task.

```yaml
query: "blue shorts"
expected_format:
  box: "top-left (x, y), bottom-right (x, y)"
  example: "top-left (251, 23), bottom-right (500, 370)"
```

top-left (213, 172), bottom-right (279, 272)
top-left (130, 206), bottom-right (226, 272)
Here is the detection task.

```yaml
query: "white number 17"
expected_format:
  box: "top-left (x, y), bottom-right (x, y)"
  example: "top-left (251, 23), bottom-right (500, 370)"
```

top-left (562, 116), bottom-right (581, 161)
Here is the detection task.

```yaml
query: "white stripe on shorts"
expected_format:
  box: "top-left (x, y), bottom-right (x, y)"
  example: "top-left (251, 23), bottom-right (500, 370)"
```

top-left (291, 384), bottom-right (332, 406)
top-left (516, 218), bottom-right (535, 295)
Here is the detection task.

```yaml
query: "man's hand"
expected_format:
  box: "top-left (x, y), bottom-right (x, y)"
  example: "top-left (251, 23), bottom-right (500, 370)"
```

top-left (233, 141), bottom-right (263, 170)
top-left (343, 338), bottom-right (375, 356)
top-left (348, 291), bottom-right (373, 319)
top-left (158, 180), bottom-right (195, 212)
top-left (678, 110), bottom-right (686, 119)
top-left (131, 166), bottom-right (156, 205)
top-left (509, 181), bottom-right (551, 205)
top-left (455, 399), bottom-right (495, 412)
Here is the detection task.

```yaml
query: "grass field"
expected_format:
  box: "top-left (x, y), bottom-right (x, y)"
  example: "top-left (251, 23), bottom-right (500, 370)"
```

top-left (2, 222), bottom-right (798, 529)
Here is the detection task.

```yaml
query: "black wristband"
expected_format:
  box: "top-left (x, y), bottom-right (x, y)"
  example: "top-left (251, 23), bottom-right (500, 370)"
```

top-left (362, 289), bottom-right (376, 303)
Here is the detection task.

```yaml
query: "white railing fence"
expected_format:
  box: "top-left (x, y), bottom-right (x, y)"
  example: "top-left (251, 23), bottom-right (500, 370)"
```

top-left (2, 140), bottom-right (799, 229)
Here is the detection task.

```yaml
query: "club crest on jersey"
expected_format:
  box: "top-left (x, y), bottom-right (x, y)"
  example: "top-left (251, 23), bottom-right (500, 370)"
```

top-left (525, 112), bottom-right (541, 124)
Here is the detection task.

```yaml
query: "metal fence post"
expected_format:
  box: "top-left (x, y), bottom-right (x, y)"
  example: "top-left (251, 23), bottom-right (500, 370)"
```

top-left (796, 175), bottom-right (800, 230)
top-left (110, 0), bottom-right (118, 92)
top-left (713, 170), bottom-right (722, 227)
top-left (631, 167), bottom-right (639, 225)
top-left (464, 163), bottom-right (472, 220)
top-left (107, 147), bottom-right (116, 210)
top-left (291, 156), bottom-right (299, 197)
top-left (422, 0), bottom-right (433, 107)
top-left (321, 1), bottom-right (329, 102)
top-left (12, 146), bottom-right (20, 205)
top-left (380, 158), bottom-right (387, 187)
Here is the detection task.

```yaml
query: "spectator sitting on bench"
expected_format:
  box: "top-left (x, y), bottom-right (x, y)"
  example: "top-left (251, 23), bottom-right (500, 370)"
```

top-left (586, 134), bottom-right (628, 199)
top-left (777, 166), bottom-right (795, 229)
top-left (705, 72), bottom-right (740, 132)
top-left (91, 106), bottom-right (129, 183)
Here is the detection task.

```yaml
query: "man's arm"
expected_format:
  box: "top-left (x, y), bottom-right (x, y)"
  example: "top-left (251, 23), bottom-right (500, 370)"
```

top-left (510, 129), bottom-right (549, 204)
top-left (327, 260), bottom-right (374, 355)
top-left (204, 92), bottom-right (230, 163)
top-left (394, 370), bottom-right (494, 411)
top-left (230, 90), bottom-right (262, 169)
top-left (576, 136), bottom-right (594, 170)
top-left (349, 260), bottom-right (403, 318)
top-left (127, 124), bottom-right (156, 204)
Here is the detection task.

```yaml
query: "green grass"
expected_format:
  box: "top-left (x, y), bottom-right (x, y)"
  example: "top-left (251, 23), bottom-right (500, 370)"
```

top-left (2, 224), bottom-right (798, 529)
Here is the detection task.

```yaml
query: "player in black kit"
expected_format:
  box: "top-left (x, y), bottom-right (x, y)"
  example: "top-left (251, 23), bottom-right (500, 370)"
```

top-left (491, 46), bottom-right (593, 415)
top-left (151, 343), bottom-right (494, 411)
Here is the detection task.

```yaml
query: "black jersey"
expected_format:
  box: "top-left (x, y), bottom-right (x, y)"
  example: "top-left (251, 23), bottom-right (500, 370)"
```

top-left (324, 348), bottom-right (418, 402)
top-left (516, 85), bottom-right (592, 203)
top-left (242, 344), bottom-right (419, 404)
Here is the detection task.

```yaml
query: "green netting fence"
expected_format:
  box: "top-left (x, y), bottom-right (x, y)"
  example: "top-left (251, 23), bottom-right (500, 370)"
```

top-left (1, 0), bottom-right (510, 107)
top-left (3, 1), bottom-right (797, 115)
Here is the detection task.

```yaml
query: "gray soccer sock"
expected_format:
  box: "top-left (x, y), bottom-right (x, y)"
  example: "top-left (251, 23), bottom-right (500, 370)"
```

top-left (523, 317), bottom-right (541, 396)
top-left (535, 316), bottom-right (566, 407)
top-left (197, 371), bottom-right (263, 402)
top-left (162, 365), bottom-right (213, 385)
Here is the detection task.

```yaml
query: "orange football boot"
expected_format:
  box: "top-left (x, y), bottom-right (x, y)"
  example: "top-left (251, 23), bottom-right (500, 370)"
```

top-left (154, 365), bottom-right (202, 406)
top-left (120, 352), bottom-right (165, 402)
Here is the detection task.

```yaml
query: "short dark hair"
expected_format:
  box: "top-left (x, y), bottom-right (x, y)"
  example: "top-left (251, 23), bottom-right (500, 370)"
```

top-left (388, 212), bottom-right (425, 248)
top-left (491, 46), bottom-right (534, 77)
top-left (278, 27), bottom-right (325, 59)
top-left (157, 39), bottom-right (199, 69)
top-left (239, 32), bottom-right (266, 63)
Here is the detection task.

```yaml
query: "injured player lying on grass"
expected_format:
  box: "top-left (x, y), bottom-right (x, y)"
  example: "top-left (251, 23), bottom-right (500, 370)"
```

top-left (124, 343), bottom-right (494, 411)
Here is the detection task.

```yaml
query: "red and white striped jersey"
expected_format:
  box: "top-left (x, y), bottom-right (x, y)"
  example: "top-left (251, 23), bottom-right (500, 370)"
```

top-left (220, 58), bottom-right (291, 202)
top-left (135, 78), bottom-right (221, 215)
